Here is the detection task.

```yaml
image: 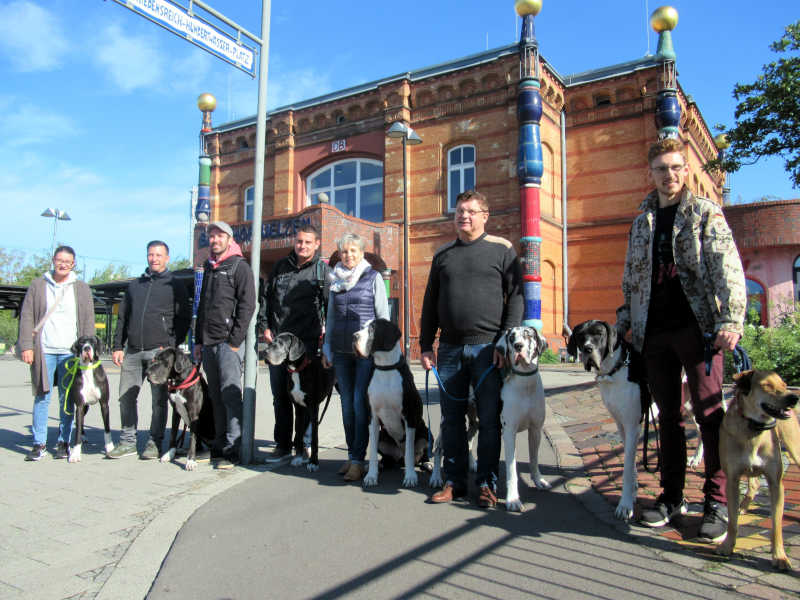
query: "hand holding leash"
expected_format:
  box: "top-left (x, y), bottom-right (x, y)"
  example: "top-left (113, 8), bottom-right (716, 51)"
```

top-left (421, 351), bottom-right (435, 371)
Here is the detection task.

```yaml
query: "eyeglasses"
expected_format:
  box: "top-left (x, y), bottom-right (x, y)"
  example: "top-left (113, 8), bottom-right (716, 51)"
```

top-left (455, 209), bottom-right (487, 217)
top-left (54, 260), bottom-right (74, 267)
top-left (651, 164), bottom-right (685, 175)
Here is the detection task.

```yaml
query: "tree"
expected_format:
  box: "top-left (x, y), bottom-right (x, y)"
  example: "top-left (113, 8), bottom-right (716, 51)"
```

top-left (89, 264), bottom-right (131, 285)
top-left (170, 257), bottom-right (192, 270)
top-left (705, 21), bottom-right (800, 187)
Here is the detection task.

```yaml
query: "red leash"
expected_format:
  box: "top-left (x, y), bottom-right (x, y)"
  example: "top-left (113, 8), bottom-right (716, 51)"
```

top-left (169, 365), bottom-right (200, 392)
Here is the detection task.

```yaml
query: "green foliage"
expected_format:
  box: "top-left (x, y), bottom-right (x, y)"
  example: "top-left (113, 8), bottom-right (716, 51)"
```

top-left (89, 263), bottom-right (131, 285)
top-left (170, 257), bottom-right (192, 270)
top-left (539, 347), bottom-right (560, 364)
top-left (725, 311), bottom-right (800, 385)
top-left (705, 21), bottom-right (800, 188)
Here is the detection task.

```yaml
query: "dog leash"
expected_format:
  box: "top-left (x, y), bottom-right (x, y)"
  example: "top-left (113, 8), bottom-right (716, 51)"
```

top-left (703, 333), bottom-right (751, 376)
top-left (61, 357), bottom-right (102, 416)
top-left (168, 366), bottom-right (201, 392)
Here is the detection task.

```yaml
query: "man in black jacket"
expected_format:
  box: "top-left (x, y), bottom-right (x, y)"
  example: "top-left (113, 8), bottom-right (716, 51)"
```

top-left (108, 241), bottom-right (190, 459)
top-left (257, 224), bottom-right (330, 463)
top-left (193, 222), bottom-right (256, 468)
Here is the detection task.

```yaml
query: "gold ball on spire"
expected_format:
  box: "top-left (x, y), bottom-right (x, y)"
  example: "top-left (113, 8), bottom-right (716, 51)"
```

top-left (197, 93), bottom-right (217, 112)
top-left (714, 133), bottom-right (730, 150)
top-left (650, 6), bottom-right (678, 32)
top-left (515, 0), bottom-right (542, 17)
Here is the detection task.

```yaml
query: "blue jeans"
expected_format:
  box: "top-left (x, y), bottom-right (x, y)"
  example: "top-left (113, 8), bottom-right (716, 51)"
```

top-left (333, 352), bottom-right (373, 462)
top-left (32, 352), bottom-right (74, 446)
top-left (436, 342), bottom-right (502, 490)
top-left (203, 343), bottom-right (245, 458)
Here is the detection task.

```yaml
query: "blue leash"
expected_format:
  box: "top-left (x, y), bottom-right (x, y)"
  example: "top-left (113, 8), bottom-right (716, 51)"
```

top-left (703, 333), bottom-right (751, 376)
top-left (423, 364), bottom-right (496, 456)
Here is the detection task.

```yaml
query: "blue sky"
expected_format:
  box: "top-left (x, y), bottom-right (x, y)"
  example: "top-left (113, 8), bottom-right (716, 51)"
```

top-left (0, 0), bottom-right (797, 277)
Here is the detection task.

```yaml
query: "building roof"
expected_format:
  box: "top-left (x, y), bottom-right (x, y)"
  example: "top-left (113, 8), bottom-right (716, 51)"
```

top-left (210, 44), bottom-right (663, 134)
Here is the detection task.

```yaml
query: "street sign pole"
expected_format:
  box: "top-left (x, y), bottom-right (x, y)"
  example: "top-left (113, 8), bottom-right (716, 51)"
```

top-left (241, 0), bottom-right (270, 465)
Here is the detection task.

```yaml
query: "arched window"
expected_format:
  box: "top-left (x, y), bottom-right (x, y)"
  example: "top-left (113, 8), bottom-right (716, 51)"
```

top-left (307, 159), bottom-right (383, 222)
top-left (745, 278), bottom-right (767, 326)
top-left (794, 256), bottom-right (800, 303)
top-left (243, 186), bottom-right (254, 221)
top-left (447, 145), bottom-right (476, 211)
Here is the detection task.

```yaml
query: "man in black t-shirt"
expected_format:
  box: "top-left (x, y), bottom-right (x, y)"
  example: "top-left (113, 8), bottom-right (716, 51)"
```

top-left (420, 190), bottom-right (523, 507)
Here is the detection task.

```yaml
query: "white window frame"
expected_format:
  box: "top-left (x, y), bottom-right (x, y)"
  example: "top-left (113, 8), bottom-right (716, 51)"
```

top-left (447, 145), bottom-right (476, 212)
top-left (243, 186), bottom-right (254, 221)
top-left (307, 158), bottom-right (383, 221)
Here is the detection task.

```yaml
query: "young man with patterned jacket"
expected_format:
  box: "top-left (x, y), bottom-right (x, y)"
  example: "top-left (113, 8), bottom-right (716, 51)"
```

top-left (616, 138), bottom-right (746, 543)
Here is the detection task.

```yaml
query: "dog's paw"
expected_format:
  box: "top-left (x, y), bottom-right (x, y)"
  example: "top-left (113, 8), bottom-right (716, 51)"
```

top-left (363, 471), bottom-right (379, 487)
top-left (160, 449), bottom-right (176, 463)
top-left (402, 470), bottom-right (418, 488)
top-left (773, 555), bottom-right (792, 571)
top-left (185, 459), bottom-right (197, 471)
top-left (532, 476), bottom-right (551, 490)
top-left (306, 462), bottom-right (319, 473)
top-left (716, 541), bottom-right (734, 557)
top-left (290, 456), bottom-right (305, 467)
top-left (614, 503), bottom-right (634, 521)
top-left (687, 453), bottom-right (703, 469)
top-left (506, 497), bottom-right (524, 512)
top-left (429, 473), bottom-right (444, 488)
top-left (68, 445), bottom-right (82, 463)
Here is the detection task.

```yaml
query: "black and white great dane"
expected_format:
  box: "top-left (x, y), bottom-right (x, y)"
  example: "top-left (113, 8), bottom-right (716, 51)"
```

top-left (496, 326), bottom-right (551, 511)
top-left (353, 319), bottom-right (430, 488)
top-left (263, 333), bottom-right (335, 472)
top-left (567, 320), bottom-right (651, 521)
top-left (66, 336), bottom-right (112, 462)
top-left (146, 347), bottom-right (215, 471)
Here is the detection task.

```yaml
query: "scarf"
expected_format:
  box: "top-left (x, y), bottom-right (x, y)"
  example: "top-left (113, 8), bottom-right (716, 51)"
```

top-left (329, 258), bottom-right (371, 292)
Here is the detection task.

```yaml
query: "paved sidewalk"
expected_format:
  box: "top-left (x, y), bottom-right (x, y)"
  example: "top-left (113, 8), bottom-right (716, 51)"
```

top-left (1, 357), bottom-right (798, 598)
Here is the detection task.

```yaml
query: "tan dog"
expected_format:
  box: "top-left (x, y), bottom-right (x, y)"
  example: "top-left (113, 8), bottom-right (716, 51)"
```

top-left (718, 370), bottom-right (800, 570)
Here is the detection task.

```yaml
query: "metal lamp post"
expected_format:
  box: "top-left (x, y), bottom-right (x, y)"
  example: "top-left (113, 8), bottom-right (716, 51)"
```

top-left (386, 121), bottom-right (422, 357)
top-left (41, 208), bottom-right (71, 256)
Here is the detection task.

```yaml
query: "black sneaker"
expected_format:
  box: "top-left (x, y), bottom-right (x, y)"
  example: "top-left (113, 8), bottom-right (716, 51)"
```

top-left (107, 442), bottom-right (137, 459)
top-left (54, 442), bottom-right (69, 460)
top-left (697, 500), bottom-right (728, 543)
top-left (639, 496), bottom-right (688, 527)
top-left (215, 456), bottom-right (238, 470)
top-left (140, 440), bottom-right (160, 460)
top-left (25, 444), bottom-right (47, 461)
top-left (264, 446), bottom-right (291, 464)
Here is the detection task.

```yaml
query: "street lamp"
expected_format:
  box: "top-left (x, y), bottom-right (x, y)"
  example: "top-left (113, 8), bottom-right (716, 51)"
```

top-left (386, 121), bottom-right (422, 358)
top-left (41, 208), bottom-right (71, 256)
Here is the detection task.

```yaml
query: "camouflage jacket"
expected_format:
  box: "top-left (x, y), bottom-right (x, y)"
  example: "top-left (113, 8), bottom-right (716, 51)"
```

top-left (616, 187), bottom-right (746, 352)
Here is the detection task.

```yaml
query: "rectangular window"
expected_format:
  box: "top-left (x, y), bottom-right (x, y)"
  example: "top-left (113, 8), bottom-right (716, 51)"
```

top-left (244, 187), bottom-right (254, 221)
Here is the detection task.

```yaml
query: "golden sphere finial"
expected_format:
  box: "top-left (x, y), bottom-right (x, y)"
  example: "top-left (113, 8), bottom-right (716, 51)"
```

top-left (714, 133), bottom-right (730, 150)
top-left (515, 0), bottom-right (542, 18)
top-left (197, 93), bottom-right (217, 112)
top-left (650, 6), bottom-right (678, 32)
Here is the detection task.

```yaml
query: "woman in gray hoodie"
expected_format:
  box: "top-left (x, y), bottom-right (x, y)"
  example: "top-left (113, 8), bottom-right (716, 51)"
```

top-left (18, 246), bottom-right (95, 461)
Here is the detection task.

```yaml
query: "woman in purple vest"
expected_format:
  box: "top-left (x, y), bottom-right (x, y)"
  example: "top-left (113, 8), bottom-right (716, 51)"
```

top-left (322, 233), bottom-right (389, 481)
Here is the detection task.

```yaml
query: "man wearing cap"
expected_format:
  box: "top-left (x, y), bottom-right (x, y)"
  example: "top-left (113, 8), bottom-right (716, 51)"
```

top-left (194, 222), bottom-right (256, 469)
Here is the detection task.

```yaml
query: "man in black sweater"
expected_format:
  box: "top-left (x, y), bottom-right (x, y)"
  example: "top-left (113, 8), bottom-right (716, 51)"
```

top-left (109, 241), bottom-right (190, 459)
top-left (420, 190), bottom-right (523, 507)
top-left (194, 222), bottom-right (256, 468)
top-left (257, 224), bottom-right (330, 464)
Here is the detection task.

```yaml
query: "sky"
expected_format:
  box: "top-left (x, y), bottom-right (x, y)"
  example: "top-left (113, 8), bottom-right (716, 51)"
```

top-left (0, 0), bottom-right (797, 278)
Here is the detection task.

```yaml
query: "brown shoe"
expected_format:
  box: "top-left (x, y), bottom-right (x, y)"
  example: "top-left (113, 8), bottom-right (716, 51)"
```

top-left (430, 483), bottom-right (466, 504)
top-left (477, 485), bottom-right (498, 508)
top-left (338, 460), bottom-right (352, 475)
top-left (343, 462), bottom-right (365, 481)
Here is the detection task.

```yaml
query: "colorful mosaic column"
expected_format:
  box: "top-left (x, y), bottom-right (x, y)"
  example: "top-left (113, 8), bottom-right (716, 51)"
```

top-left (651, 6), bottom-right (681, 139)
top-left (192, 93), bottom-right (216, 351)
top-left (515, 0), bottom-right (543, 331)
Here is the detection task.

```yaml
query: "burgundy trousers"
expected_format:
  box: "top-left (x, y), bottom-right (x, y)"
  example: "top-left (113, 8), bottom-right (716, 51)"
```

top-left (643, 323), bottom-right (727, 505)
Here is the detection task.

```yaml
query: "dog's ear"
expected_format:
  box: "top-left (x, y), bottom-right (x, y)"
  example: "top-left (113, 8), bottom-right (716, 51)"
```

top-left (535, 328), bottom-right (548, 355)
top-left (92, 336), bottom-right (104, 355)
top-left (604, 321), bottom-right (618, 351)
top-left (175, 349), bottom-right (192, 373)
top-left (288, 335), bottom-right (305, 362)
top-left (733, 369), bottom-right (754, 395)
top-left (71, 338), bottom-right (81, 356)
top-left (566, 322), bottom-right (581, 358)
top-left (376, 319), bottom-right (401, 350)
top-left (496, 329), bottom-right (509, 356)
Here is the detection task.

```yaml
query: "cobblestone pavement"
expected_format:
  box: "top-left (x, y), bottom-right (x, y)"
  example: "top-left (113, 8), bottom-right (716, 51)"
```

top-left (543, 363), bottom-right (800, 598)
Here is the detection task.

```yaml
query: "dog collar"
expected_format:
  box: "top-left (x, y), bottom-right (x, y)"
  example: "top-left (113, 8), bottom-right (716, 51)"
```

top-left (374, 355), bottom-right (406, 371)
top-left (731, 397), bottom-right (778, 432)
top-left (169, 366), bottom-right (200, 392)
top-left (599, 342), bottom-right (628, 379)
top-left (287, 355), bottom-right (311, 373)
top-left (508, 364), bottom-right (539, 377)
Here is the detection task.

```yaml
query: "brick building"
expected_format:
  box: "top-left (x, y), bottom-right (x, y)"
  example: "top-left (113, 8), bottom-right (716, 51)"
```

top-left (724, 199), bottom-right (800, 326)
top-left (193, 40), bottom-right (723, 355)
